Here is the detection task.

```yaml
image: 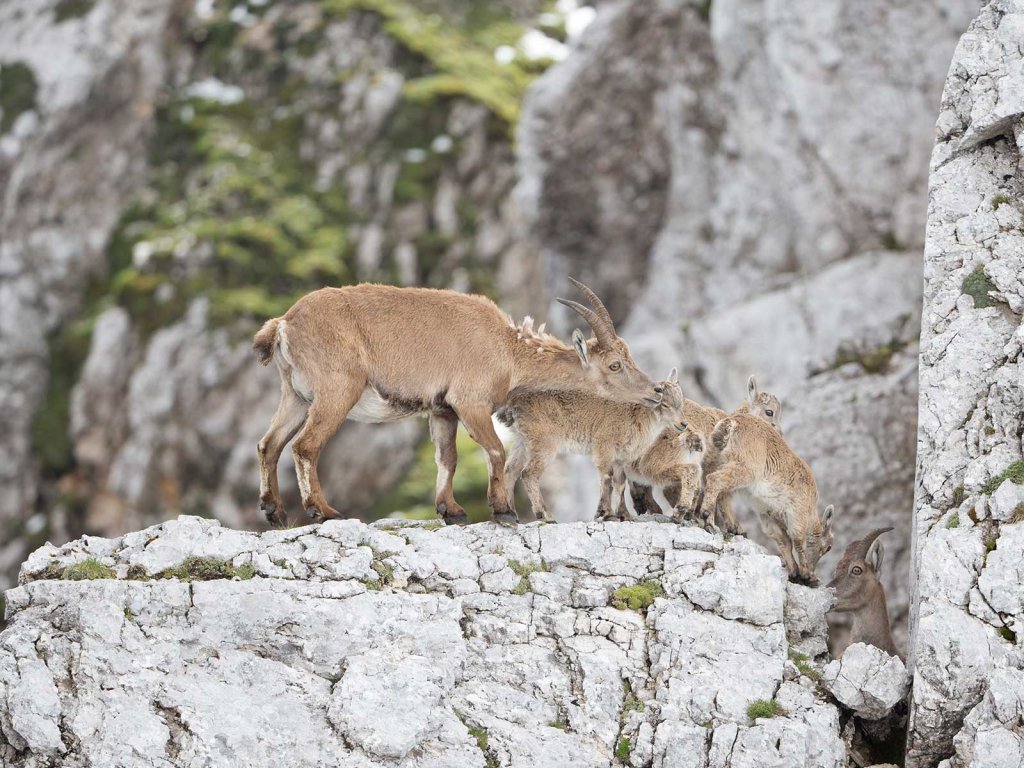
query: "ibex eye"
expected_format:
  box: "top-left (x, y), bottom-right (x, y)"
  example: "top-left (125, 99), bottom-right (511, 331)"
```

top-left (609, 361), bottom-right (621, 371)
top-left (765, 410), bottom-right (774, 417)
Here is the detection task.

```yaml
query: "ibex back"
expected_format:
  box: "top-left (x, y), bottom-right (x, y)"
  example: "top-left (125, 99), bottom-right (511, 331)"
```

top-left (253, 281), bottom-right (659, 526)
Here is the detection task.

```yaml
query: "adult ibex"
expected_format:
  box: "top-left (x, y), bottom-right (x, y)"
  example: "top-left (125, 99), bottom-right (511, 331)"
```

top-left (498, 368), bottom-right (687, 522)
top-left (252, 280), bottom-right (660, 527)
top-left (828, 527), bottom-right (901, 659)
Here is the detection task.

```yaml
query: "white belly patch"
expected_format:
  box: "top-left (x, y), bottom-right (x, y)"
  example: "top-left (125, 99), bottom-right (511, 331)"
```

top-left (346, 386), bottom-right (420, 423)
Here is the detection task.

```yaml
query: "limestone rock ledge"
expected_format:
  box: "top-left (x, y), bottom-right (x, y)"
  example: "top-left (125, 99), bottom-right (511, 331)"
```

top-left (1, 516), bottom-right (842, 767)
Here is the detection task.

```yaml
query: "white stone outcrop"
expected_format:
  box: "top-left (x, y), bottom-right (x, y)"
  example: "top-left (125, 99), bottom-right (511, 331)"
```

top-left (909, 1), bottom-right (1024, 766)
top-left (1, 516), bottom-right (844, 767)
top-left (822, 643), bottom-right (909, 721)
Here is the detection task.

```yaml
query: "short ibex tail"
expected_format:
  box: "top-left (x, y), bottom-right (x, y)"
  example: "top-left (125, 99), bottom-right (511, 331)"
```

top-left (711, 418), bottom-right (735, 452)
top-left (253, 318), bottom-right (281, 366)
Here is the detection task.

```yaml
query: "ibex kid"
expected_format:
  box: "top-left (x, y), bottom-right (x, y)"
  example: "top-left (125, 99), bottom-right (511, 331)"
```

top-left (630, 375), bottom-right (782, 530)
top-left (703, 413), bottom-right (834, 584)
top-left (498, 370), bottom-right (688, 522)
top-left (828, 527), bottom-right (901, 659)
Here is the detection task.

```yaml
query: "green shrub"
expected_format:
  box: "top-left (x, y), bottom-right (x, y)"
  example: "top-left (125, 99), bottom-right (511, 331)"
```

top-left (63, 558), bottom-right (116, 581)
top-left (746, 698), bottom-right (786, 720)
top-left (982, 461), bottom-right (1024, 494)
top-left (614, 737), bottom-right (631, 761)
top-left (611, 580), bottom-right (664, 612)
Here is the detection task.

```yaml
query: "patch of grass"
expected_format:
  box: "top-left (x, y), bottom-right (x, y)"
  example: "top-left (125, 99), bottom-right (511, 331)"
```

top-left (156, 556), bottom-right (245, 581)
top-left (746, 698), bottom-right (786, 720)
top-left (611, 580), bottom-right (664, 612)
top-left (788, 649), bottom-right (822, 682)
top-left (54, 0), bottom-right (95, 22)
top-left (951, 484), bottom-right (966, 507)
top-left (946, 512), bottom-right (960, 529)
top-left (962, 265), bottom-right (999, 309)
top-left (1010, 503), bottom-right (1024, 525)
top-left (614, 737), bottom-right (631, 761)
top-left (548, 714), bottom-right (569, 731)
top-left (0, 61), bottom-right (38, 134)
top-left (982, 461), bottom-right (1024, 494)
top-left (236, 563), bottom-right (255, 580)
top-left (63, 558), bottom-right (116, 581)
top-left (366, 555), bottom-right (394, 590)
top-left (992, 194), bottom-right (1013, 209)
top-left (509, 559), bottom-right (548, 595)
top-left (997, 625), bottom-right (1016, 643)
top-left (467, 726), bottom-right (498, 768)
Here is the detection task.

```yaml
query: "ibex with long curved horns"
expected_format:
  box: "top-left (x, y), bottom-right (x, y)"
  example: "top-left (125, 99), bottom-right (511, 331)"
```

top-left (253, 279), bottom-right (659, 527)
top-left (828, 527), bottom-right (901, 659)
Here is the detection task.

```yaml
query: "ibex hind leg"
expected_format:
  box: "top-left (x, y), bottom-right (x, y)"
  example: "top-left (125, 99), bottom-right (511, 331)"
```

top-left (292, 378), bottom-right (366, 522)
top-left (257, 379), bottom-right (309, 527)
top-left (455, 404), bottom-right (519, 527)
top-left (429, 410), bottom-right (468, 526)
top-left (630, 481), bottom-right (663, 517)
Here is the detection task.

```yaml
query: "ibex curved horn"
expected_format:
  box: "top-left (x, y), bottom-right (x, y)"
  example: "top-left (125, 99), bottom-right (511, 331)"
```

top-left (832, 526), bottom-right (893, 582)
top-left (558, 278), bottom-right (618, 349)
top-left (852, 527), bottom-right (893, 562)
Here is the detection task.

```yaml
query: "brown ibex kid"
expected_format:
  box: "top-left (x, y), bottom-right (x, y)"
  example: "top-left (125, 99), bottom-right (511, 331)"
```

top-left (630, 376), bottom-right (782, 529)
top-left (828, 527), bottom-right (901, 659)
top-left (253, 279), bottom-right (660, 527)
top-left (703, 414), bottom-right (834, 584)
top-left (498, 370), bottom-right (688, 522)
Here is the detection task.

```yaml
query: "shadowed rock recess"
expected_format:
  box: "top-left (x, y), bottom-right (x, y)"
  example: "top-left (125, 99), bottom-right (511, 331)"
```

top-left (1, 517), bottom-right (844, 767)
top-left (908, 1), bottom-right (1024, 767)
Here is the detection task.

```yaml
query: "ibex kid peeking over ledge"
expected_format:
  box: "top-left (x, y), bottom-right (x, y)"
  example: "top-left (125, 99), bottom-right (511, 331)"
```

top-left (252, 279), bottom-right (659, 527)
top-left (828, 527), bottom-right (901, 659)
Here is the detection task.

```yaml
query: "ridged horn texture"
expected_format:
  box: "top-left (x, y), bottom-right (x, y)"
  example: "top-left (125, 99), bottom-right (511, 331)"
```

top-left (557, 277), bottom-right (618, 349)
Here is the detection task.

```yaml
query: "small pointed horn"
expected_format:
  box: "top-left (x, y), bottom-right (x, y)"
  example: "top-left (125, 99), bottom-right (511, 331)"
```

top-left (852, 527), bottom-right (893, 563)
top-left (568, 277), bottom-right (617, 335)
top-left (557, 296), bottom-right (616, 350)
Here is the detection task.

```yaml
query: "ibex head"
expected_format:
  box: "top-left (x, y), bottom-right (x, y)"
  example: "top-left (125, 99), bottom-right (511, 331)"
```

top-left (747, 375), bottom-right (782, 431)
top-left (558, 277), bottom-right (660, 407)
top-left (656, 367), bottom-right (687, 432)
top-left (801, 504), bottom-right (835, 584)
top-left (828, 526), bottom-right (892, 611)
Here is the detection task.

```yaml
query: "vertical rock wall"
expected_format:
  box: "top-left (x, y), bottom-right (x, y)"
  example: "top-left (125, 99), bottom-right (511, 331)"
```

top-left (909, 2), bottom-right (1024, 766)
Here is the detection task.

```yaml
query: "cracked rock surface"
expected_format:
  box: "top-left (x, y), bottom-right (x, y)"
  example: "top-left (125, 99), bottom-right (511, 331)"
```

top-left (822, 643), bottom-right (909, 721)
top-left (1, 516), bottom-right (843, 767)
top-left (909, 2), bottom-right (1024, 767)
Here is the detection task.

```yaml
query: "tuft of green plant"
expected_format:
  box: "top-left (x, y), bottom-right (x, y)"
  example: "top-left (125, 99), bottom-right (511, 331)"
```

top-left (961, 266), bottom-right (999, 309)
top-left (156, 556), bottom-right (243, 582)
top-left (991, 194), bottom-right (1013, 209)
top-left (548, 714), bottom-right (569, 731)
top-left (1010, 503), bottom-right (1024, 525)
top-left (622, 692), bottom-right (645, 714)
top-left (0, 61), bottom-right (38, 134)
top-left (746, 698), bottom-right (786, 720)
top-left (997, 625), bottom-right (1016, 643)
top-left (788, 649), bottom-right (822, 682)
top-left (985, 426), bottom-right (997, 436)
top-left (126, 564), bottom-right (150, 580)
top-left (124, 607), bottom-right (136, 621)
top-left (982, 461), bottom-right (1024, 494)
top-left (54, 0), bottom-right (95, 22)
top-left (946, 512), bottom-right (960, 529)
top-left (63, 558), bottom-right (116, 581)
top-left (614, 737), bottom-right (631, 761)
top-left (951, 484), bottom-right (966, 507)
top-left (611, 580), bottom-right (664, 612)
top-left (831, 338), bottom-right (908, 375)
top-left (984, 532), bottom-right (998, 553)
top-left (466, 726), bottom-right (498, 768)
top-left (235, 563), bottom-right (255, 580)
top-left (509, 559), bottom-right (548, 595)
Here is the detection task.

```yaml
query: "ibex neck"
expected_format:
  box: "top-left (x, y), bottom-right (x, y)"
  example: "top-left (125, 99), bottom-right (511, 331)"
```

top-left (510, 342), bottom-right (591, 393)
top-left (850, 595), bottom-right (898, 658)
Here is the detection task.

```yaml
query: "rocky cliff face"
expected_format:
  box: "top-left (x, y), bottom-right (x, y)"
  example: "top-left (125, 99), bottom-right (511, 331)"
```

top-left (1, 517), bottom-right (844, 767)
top-left (908, 2), bottom-right (1024, 766)
top-left (519, 0), bottom-right (981, 651)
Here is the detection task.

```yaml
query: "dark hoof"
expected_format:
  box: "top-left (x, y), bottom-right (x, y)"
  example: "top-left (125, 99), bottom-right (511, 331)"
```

top-left (305, 505), bottom-right (325, 522)
top-left (673, 506), bottom-right (692, 522)
top-left (261, 500), bottom-right (287, 528)
top-left (493, 510), bottom-right (519, 528)
top-left (443, 512), bottom-right (470, 526)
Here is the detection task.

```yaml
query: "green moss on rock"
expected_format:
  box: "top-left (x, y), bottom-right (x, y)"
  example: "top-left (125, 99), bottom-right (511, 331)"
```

top-left (0, 61), bottom-right (38, 134)
top-left (611, 580), bottom-right (664, 612)
top-left (63, 557), bottom-right (116, 581)
top-left (962, 266), bottom-right (999, 309)
top-left (156, 556), bottom-right (247, 581)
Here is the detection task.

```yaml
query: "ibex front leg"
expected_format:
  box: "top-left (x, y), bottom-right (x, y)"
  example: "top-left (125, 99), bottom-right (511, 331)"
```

top-left (455, 404), bottom-right (518, 526)
top-left (257, 380), bottom-right (308, 527)
top-left (429, 410), bottom-right (467, 525)
top-left (292, 379), bottom-right (365, 522)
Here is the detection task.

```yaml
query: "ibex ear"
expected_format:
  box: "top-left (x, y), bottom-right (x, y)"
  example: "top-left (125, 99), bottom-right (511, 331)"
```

top-left (572, 328), bottom-right (590, 369)
top-left (822, 504), bottom-right (834, 534)
top-left (747, 375), bottom-right (758, 406)
top-left (867, 539), bottom-right (885, 575)
top-left (668, 367), bottom-right (678, 384)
